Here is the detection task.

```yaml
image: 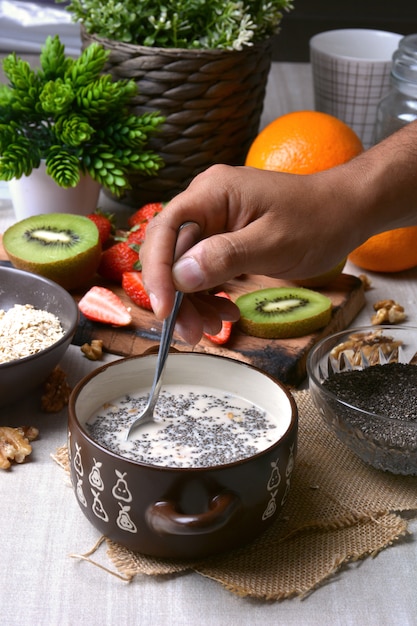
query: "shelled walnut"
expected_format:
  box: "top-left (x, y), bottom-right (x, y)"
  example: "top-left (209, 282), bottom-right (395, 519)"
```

top-left (81, 339), bottom-right (103, 361)
top-left (330, 329), bottom-right (403, 366)
top-left (41, 366), bottom-right (71, 413)
top-left (0, 425), bottom-right (39, 469)
top-left (358, 274), bottom-right (372, 291)
top-left (371, 299), bottom-right (406, 325)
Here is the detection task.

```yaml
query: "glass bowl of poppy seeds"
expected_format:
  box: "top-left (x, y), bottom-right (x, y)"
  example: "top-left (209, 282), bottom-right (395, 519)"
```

top-left (307, 325), bottom-right (417, 475)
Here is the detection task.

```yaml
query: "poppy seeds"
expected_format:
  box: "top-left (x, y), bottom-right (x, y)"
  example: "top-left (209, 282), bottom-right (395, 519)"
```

top-left (320, 362), bottom-right (417, 474)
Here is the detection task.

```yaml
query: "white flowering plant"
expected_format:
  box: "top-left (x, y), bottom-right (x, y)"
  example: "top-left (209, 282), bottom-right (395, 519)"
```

top-left (59, 0), bottom-right (294, 51)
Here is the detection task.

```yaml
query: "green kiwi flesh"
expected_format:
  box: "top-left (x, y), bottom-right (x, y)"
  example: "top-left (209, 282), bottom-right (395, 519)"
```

top-left (236, 287), bottom-right (332, 339)
top-left (3, 213), bottom-right (101, 291)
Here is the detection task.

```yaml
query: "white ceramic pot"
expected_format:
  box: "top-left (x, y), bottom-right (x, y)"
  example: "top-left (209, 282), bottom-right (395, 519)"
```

top-left (8, 161), bottom-right (101, 220)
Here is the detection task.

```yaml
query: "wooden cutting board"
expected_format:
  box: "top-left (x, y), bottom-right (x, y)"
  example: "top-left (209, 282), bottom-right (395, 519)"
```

top-left (0, 237), bottom-right (365, 386)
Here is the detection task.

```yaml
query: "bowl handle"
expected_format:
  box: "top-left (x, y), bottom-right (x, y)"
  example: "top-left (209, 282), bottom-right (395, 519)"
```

top-left (146, 491), bottom-right (240, 536)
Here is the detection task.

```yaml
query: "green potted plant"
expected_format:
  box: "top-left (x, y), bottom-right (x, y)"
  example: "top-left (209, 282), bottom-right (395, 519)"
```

top-left (58, 0), bottom-right (294, 205)
top-left (61, 0), bottom-right (293, 50)
top-left (0, 34), bottom-right (165, 217)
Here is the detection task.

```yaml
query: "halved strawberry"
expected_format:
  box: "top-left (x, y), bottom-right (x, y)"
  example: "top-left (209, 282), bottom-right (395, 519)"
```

top-left (128, 202), bottom-right (165, 228)
top-left (122, 271), bottom-right (152, 311)
top-left (78, 286), bottom-right (132, 326)
top-left (203, 291), bottom-right (233, 345)
top-left (87, 209), bottom-right (115, 246)
top-left (98, 241), bottom-right (140, 283)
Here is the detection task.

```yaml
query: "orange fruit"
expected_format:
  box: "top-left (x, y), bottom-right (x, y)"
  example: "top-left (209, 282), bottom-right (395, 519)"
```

top-left (245, 111), bottom-right (362, 285)
top-left (348, 227), bottom-right (417, 273)
top-left (245, 110), bottom-right (363, 174)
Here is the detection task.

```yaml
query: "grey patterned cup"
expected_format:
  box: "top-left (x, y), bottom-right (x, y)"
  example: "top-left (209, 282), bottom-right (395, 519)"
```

top-left (310, 29), bottom-right (402, 149)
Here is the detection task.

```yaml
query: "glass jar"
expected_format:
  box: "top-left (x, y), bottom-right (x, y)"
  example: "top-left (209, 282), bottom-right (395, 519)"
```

top-left (374, 34), bottom-right (417, 143)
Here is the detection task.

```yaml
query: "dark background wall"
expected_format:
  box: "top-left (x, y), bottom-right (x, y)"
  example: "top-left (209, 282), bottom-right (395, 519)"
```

top-left (273, 1), bottom-right (417, 61)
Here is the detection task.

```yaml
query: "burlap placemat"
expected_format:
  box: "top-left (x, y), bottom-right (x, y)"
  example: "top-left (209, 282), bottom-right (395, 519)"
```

top-left (54, 390), bottom-right (417, 600)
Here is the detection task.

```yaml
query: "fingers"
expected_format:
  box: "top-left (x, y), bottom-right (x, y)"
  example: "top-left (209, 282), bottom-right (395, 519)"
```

top-left (174, 293), bottom-right (240, 346)
top-left (140, 163), bottom-right (348, 324)
top-left (140, 220), bottom-right (179, 320)
top-left (140, 165), bottom-right (237, 319)
top-left (174, 296), bottom-right (205, 346)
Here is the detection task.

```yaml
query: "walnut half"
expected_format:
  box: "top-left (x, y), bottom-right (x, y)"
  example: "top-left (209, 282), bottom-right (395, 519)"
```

top-left (0, 426), bottom-right (39, 470)
top-left (41, 366), bottom-right (71, 413)
top-left (330, 329), bottom-right (403, 366)
top-left (81, 339), bottom-right (103, 361)
top-left (371, 299), bottom-right (406, 325)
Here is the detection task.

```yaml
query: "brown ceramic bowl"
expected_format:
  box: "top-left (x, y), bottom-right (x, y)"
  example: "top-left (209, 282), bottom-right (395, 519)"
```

top-left (68, 353), bottom-right (298, 559)
top-left (0, 265), bottom-right (79, 407)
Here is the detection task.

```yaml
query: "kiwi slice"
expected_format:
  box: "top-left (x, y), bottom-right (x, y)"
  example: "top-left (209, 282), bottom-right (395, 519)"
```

top-left (236, 287), bottom-right (332, 339)
top-left (3, 213), bottom-right (101, 291)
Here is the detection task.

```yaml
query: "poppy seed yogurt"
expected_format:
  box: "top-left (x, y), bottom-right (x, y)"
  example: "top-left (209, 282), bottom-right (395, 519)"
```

top-left (86, 384), bottom-right (285, 468)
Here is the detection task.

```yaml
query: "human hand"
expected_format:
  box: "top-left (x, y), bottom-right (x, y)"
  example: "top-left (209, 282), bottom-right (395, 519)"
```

top-left (140, 163), bottom-right (362, 344)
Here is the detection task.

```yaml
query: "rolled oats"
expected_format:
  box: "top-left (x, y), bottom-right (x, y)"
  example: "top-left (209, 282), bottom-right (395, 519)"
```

top-left (0, 304), bottom-right (64, 364)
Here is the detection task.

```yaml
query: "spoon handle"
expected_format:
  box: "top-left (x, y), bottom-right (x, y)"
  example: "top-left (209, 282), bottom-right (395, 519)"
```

top-left (146, 290), bottom-right (184, 413)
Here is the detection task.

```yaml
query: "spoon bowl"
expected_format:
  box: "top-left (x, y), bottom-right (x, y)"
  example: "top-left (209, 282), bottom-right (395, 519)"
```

top-left (125, 290), bottom-right (183, 439)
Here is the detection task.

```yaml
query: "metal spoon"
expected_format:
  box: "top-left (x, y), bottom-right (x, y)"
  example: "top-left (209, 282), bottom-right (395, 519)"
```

top-left (125, 289), bottom-right (184, 439)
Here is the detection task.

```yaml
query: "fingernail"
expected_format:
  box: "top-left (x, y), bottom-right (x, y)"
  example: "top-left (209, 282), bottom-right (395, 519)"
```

top-left (149, 292), bottom-right (160, 316)
top-left (173, 256), bottom-right (205, 290)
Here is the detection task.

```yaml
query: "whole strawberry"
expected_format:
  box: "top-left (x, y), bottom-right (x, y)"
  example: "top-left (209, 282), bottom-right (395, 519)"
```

top-left (98, 241), bottom-right (140, 283)
top-left (122, 271), bottom-right (152, 310)
top-left (87, 209), bottom-right (115, 247)
top-left (128, 202), bottom-right (165, 228)
top-left (126, 223), bottom-right (148, 246)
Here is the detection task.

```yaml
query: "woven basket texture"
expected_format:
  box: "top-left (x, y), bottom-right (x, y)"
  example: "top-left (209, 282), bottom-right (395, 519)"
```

top-left (81, 29), bottom-right (273, 206)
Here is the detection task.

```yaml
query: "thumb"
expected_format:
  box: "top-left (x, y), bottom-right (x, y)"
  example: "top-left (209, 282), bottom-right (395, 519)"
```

top-left (172, 231), bottom-right (250, 292)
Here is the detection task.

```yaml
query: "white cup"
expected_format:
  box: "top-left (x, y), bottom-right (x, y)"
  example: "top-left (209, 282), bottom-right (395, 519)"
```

top-left (310, 29), bottom-right (403, 149)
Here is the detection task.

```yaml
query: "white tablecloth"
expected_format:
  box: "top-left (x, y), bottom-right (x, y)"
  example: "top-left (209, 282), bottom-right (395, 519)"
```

top-left (1, 340), bottom-right (416, 626)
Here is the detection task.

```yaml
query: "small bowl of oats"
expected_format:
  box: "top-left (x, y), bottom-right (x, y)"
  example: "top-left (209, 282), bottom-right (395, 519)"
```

top-left (307, 325), bottom-right (417, 475)
top-left (0, 265), bottom-right (79, 407)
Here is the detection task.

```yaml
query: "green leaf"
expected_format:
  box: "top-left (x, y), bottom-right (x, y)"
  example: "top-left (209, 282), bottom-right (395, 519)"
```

top-left (45, 147), bottom-right (81, 187)
top-left (0, 136), bottom-right (41, 179)
top-left (66, 42), bottom-right (109, 88)
top-left (54, 114), bottom-right (95, 146)
top-left (39, 79), bottom-right (75, 115)
top-left (40, 35), bottom-right (71, 79)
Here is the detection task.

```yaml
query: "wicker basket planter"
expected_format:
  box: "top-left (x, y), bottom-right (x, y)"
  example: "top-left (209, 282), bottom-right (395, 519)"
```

top-left (81, 29), bottom-right (273, 207)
